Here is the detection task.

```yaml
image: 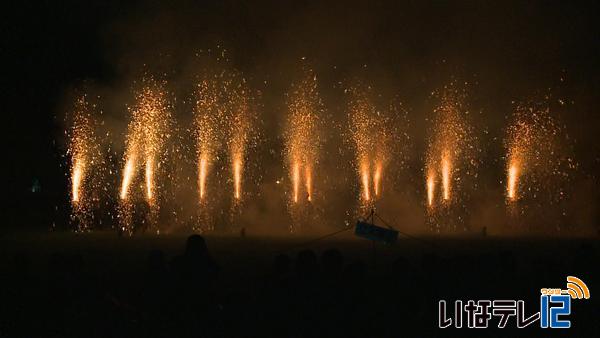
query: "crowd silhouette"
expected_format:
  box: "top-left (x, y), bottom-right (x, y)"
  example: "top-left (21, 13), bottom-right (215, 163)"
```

top-left (1, 235), bottom-right (597, 337)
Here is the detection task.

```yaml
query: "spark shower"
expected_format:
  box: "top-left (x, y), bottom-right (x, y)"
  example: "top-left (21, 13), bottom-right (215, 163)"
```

top-left (66, 72), bottom-right (576, 235)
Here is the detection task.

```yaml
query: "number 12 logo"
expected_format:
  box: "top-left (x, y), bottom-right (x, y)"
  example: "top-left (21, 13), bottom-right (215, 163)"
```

top-left (540, 295), bottom-right (571, 328)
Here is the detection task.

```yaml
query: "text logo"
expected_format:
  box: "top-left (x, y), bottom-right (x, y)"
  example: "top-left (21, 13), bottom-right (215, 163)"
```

top-left (439, 276), bottom-right (590, 329)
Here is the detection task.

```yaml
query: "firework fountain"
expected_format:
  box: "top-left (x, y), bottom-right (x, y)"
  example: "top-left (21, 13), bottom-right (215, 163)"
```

top-left (193, 77), bottom-right (222, 229)
top-left (425, 85), bottom-right (477, 231)
top-left (223, 73), bottom-right (257, 223)
top-left (347, 85), bottom-right (401, 214)
top-left (227, 83), bottom-right (250, 203)
top-left (504, 100), bottom-right (575, 229)
top-left (68, 95), bottom-right (102, 231)
top-left (118, 78), bottom-right (172, 234)
top-left (283, 72), bottom-right (324, 230)
top-left (61, 72), bottom-right (579, 235)
top-left (349, 90), bottom-right (376, 207)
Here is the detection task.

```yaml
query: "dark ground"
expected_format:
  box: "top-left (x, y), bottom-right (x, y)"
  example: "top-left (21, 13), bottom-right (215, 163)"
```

top-left (0, 230), bottom-right (598, 337)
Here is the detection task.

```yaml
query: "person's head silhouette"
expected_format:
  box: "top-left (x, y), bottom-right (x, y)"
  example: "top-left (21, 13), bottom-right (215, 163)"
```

top-left (185, 234), bottom-right (208, 258)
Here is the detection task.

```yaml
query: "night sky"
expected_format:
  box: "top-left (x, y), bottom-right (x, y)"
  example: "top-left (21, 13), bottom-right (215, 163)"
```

top-left (3, 0), bottom-right (599, 229)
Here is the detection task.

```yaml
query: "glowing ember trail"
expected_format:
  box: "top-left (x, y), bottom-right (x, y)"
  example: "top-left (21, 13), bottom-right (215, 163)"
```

top-left (504, 100), bottom-right (575, 228)
top-left (349, 93), bottom-right (374, 205)
top-left (424, 84), bottom-right (476, 230)
top-left (348, 85), bottom-right (395, 209)
top-left (145, 158), bottom-right (154, 203)
top-left (441, 152), bottom-right (451, 201)
top-left (120, 156), bottom-right (136, 200)
top-left (425, 89), bottom-right (469, 207)
top-left (505, 114), bottom-right (535, 205)
top-left (360, 161), bottom-right (370, 201)
top-left (72, 160), bottom-right (84, 202)
top-left (292, 162), bottom-right (300, 203)
top-left (426, 172), bottom-right (435, 207)
top-left (229, 125), bottom-right (248, 202)
top-left (198, 156), bottom-right (208, 200)
top-left (68, 95), bottom-right (101, 231)
top-left (507, 163), bottom-right (519, 201)
top-left (194, 78), bottom-right (221, 203)
top-left (373, 162), bottom-right (382, 197)
top-left (282, 71), bottom-right (324, 230)
top-left (118, 78), bottom-right (172, 232)
top-left (284, 72), bottom-right (323, 208)
top-left (69, 99), bottom-right (91, 204)
top-left (233, 157), bottom-right (243, 200)
top-left (227, 78), bottom-right (252, 204)
top-left (304, 166), bottom-right (312, 202)
top-left (140, 84), bottom-right (171, 207)
top-left (504, 102), bottom-right (567, 204)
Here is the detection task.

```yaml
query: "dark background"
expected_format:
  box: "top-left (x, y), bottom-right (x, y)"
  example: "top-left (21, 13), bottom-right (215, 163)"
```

top-left (2, 0), bottom-right (599, 230)
top-left (1, 3), bottom-right (599, 337)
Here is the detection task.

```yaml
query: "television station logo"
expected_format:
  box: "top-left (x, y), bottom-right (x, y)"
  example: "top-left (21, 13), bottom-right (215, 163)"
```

top-left (439, 276), bottom-right (590, 329)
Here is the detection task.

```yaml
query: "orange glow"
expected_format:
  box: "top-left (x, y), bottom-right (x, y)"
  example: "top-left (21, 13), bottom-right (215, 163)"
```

top-left (72, 159), bottom-right (84, 202)
top-left (293, 162), bottom-right (300, 203)
top-left (305, 165), bottom-right (312, 202)
top-left (68, 95), bottom-right (100, 230)
top-left (145, 157), bottom-right (154, 202)
top-left (284, 72), bottom-right (321, 210)
top-left (373, 162), bottom-right (382, 197)
top-left (427, 172), bottom-right (435, 207)
top-left (441, 152), bottom-right (451, 201)
top-left (361, 162), bottom-right (370, 201)
top-left (348, 86), bottom-right (396, 208)
top-left (119, 77), bottom-right (171, 232)
top-left (233, 156), bottom-right (242, 200)
top-left (198, 156), bottom-right (208, 200)
top-left (120, 156), bottom-right (136, 200)
top-left (194, 78), bottom-right (219, 205)
top-left (507, 162), bottom-right (519, 201)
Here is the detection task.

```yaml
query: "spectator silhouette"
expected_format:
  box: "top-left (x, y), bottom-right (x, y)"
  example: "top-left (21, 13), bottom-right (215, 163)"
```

top-left (146, 249), bottom-right (168, 279)
top-left (321, 248), bottom-right (343, 277)
top-left (169, 234), bottom-right (220, 310)
top-left (341, 260), bottom-right (369, 337)
top-left (172, 234), bottom-right (219, 282)
top-left (271, 253), bottom-right (291, 279)
top-left (141, 249), bottom-right (171, 336)
top-left (293, 250), bottom-right (319, 336)
top-left (262, 253), bottom-right (293, 337)
top-left (169, 235), bottom-right (221, 335)
top-left (317, 249), bottom-right (345, 337)
top-left (295, 249), bottom-right (318, 281)
top-left (320, 248), bottom-right (343, 292)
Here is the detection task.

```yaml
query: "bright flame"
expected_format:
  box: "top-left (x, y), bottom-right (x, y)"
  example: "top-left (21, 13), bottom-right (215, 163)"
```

top-left (305, 165), bottom-right (312, 202)
top-left (68, 95), bottom-right (100, 230)
top-left (145, 157), bottom-right (154, 202)
top-left (425, 86), bottom-right (472, 218)
top-left (233, 156), bottom-right (242, 200)
top-left (348, 86), bottom-right (395, 207)
top-left (507, 162), bottom-right (519, 201)
top-left (441, 152), bottom-right (451, 201)
top-left (373, 162), bottom-right (382, 197)
top-left (194, 78), bottom-right (219, 206)
top-left (361, 162), bottom-right (370, 201)
top-left (427, 173), bottom-right (435, 207)
top-left (504, 103), bottom-right (569, 209)
top-left (293, 161), bottom-right (300, 203)
top-left (72, 159), bottom-right (84, 202)
top-left (198, 156), bottom-right (208, 200)
top-left (120, 156), bottom-right (136, 200)
top-left (284, 72), bottom-right (322, 211)
top-left (226, 76), bottom-right (252, 205)
top-left (117, 78), bottom-right (172, 233)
